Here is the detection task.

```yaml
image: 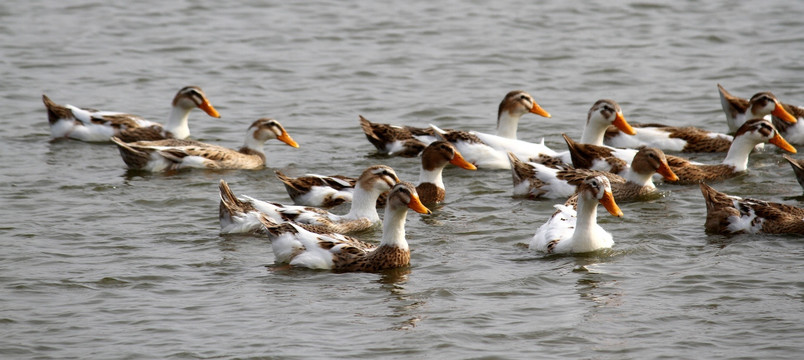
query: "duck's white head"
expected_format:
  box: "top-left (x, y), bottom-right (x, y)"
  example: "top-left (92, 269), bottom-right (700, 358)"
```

top-left (747, 92), bottom-right (796, 125)
top-left (172, 86), bottom-right (221, 118)
top-left (577, 175), bottom-right (623, 217)
top-left (589, 99), bottom-right (635, 134)
top-left (246, 118), bottom-right (299, 148)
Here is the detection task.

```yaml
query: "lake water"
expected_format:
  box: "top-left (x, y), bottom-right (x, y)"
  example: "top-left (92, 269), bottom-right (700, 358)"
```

top-left (2, 0), bottom-right (804, 359)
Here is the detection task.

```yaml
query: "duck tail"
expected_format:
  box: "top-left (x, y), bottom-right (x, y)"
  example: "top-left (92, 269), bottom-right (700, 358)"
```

top-left (42, 94), bottom-right (73, 125)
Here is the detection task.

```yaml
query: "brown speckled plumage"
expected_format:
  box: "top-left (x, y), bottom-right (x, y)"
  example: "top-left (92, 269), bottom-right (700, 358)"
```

top-left (416, 182), bottom-right (445, 204)
top-left (563, 134), bottom-right (628, 174)
top-left (700, 183), bottom-right (804, 235)
top-left (783, 155), bottom-right (804, 192)
top-left (605, 123), bottom-right (734, 153)
top-left (359, 115), bottom-right (434, 157)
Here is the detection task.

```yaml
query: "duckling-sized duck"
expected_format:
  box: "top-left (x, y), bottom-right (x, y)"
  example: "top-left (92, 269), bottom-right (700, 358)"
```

top-left (359, 90), bottom-right (551, 158)
top-left (718, 84), bottom-right (800, 142)
top-left (275, 141), bottom-right (476, 207)
top-left (782, 155), bottom-right (804, 193)
top-left (219, 165), bottom-right (399, 234)
top-left (110, 118), bottom-right (298, 172)
top-left (663, 119), bottom-right (796, 185)
top-left (435, 99), bottom-right (635, 169)
top-left (43, 86), bottom-right (220, 142)
top-left (258, 182), bottom-right (431, 272)
top-left (509, 147), bottom-right (678, 201)
top-left (700, 182), bottom-right (804, 235)
top-left (530, 175), bottom-right (623, 254)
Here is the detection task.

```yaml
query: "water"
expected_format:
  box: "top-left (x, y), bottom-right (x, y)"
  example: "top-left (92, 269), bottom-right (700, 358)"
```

top-left (2, 0), bottom-right (803, 358)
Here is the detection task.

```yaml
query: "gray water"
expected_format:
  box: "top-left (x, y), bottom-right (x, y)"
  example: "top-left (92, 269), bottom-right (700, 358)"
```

top-left (2, 0), bottom-right (803, 359)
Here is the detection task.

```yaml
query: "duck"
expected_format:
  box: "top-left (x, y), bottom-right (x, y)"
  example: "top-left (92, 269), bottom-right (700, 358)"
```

top-left (508, 147), bottom-right (678, 201)
top-left (258, 182), bottom-right (431, 272)
top-left (43, 86), bottom-right (221, 142)
top-left (700, 182), bottom-right (804, 235)
top-left (433, 99), bottom-right (635, 169)
top-left (782, 155), bottom-right (804, 192)
top-left (530, 175), bottom-right (623, 254)
top-left (718, 84), bottom-right (800, 143)
top-left (662, 119), bottom-right (796, 185)
top-left (110, 118), bottom-right (298, 172)
top-left (218, 165), bottom-right (399, 234)
top-left (275, 141), bottom-right (476, 207)
top-left (359, 90), bottom-right (551, 158)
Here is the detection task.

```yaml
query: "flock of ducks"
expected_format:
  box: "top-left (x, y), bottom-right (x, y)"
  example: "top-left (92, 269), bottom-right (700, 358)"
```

top-left (42, 84), bottom-right (804, 272)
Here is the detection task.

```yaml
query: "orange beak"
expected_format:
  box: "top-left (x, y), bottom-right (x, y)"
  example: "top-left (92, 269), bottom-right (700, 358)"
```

top-left (449, 150), bottom-right (477, 170)
top-left (599, 190), bottom-right (623, 217)
top-left (613, 112), bottom-right (636, 135)
top-left (277, 130), bottom-right (300, 148)
top-left (530, 102), bottom-right (551, 118)
top-left (407, 194), bottom-right (432, 214)
top-left (657, 160), bottom-right (679, 181)
top-left (198, 99), bottom-right (221, 118)
top-left (769, 132), bottom-right (796, 153)
top-left (772, 101), bottom-right (797, 124)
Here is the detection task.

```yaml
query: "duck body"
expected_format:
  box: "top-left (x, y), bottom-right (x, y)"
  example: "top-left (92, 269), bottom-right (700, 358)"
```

top-left (111, 118), bottom-right (298, 172)
top-left (663, 119), bottom-right (797, 185)
top-left (700, 183), bottom-right (804, 235)
top-left (604, 123), bottom-right (736, 153)
top-left (43, 86), bottom-right (220, 142)
top-left (260, 182), bottom-right (431, 272)
top-left (359, 115), bottom-right (439, 157)
top-left (530, 176), bottom-right (623, 254)
top-left (219, 165), bottom-right (399, 234)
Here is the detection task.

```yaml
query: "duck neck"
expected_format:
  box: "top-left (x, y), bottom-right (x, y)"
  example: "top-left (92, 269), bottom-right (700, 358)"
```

top-left (418, 167), bottom-right (445, 189)
top-left (570, 195), bottom-right (600, 250)
top-left (621, 168), bottom-right (656, 188)
top-left (722, 136), bottom-right (757, 171)
top-left (380, 205), bottom-right (409, 250)
top-left (239, 135), bottom-right (267, 160)
top-left (496, 111), bottom-right (521, 139)
top-left (165, 106), bottom-right (193, 139)
top-left (580, 119), bottom-right (609, 145)
top-left (345, 183), bottom-right (381, 222)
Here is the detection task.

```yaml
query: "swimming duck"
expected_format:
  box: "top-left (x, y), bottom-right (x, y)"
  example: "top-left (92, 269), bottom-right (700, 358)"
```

top-left (718, 84), bottom-right (800, 142)
top-left (43, 86), bottom-right (220, 142)
top-left (258, 182), bottom-right (431, 272)
top-left (782, 155), bottom-right (804, 192)
top-left (530, 175), bottom-right (623, 254)
top-left (700, 182), bottom-right (804, 235)
top-left (218, 165), bottom-right (399, 234)
top-left (509, 147), bottom-right (678, 201)
top-left (359, 90), bottom-right (551, 157)
top-left (110, 118), bottom-right (298, 172)
top-left (275, 141), bottom-right (476, 207)
top-left (663, 119), bottom-right (796, 185)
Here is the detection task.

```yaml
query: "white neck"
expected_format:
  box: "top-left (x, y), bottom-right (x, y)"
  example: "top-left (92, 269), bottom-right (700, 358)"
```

top-left (496, 111), bottom-right (521, 139)
top-left (580, 118), bottom-right (610, 145)
top-left (241, 131), bottom-right (266, 156)
top-left (345, 183), bottom-right (382, 222)
top-left (722, 135), bottom-right (759, 171)
top-left (621, 167), bottom-right (656, 188)
top-left (380, 204), bottom-right (409, 250)
top-left (568, 195), bottom-right (602, 253)
top-left (165, 106), bottom-right (193, 139)
top-left (418, 168), bottom-right (445, 189)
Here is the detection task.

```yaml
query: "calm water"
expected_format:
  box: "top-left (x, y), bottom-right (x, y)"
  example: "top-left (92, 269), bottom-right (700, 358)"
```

top-left (2, 0), bottom-right (804, 359)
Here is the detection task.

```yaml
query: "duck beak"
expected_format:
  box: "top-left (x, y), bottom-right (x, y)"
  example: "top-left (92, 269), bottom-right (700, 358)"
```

top-left (198, 99), bottom-right (221, 118)
top-left (277, 130), bottom-right (300, 148)
top-left (408, 194), bottom-right (432, 214)
top-left (657, 160), bottom-right (679, 181)
top-left (599, 190), bottom-right (623, 217)
top-left (613, 112), bottom-right (636, 135)
top-left (772, 101), bottom-right (798, 124)
top-left (770, 132), bottom-right (797, 153)
top-left (450, 150), bottom-right (477, 170)
top-left (530, 102), bottom-right (552, 118)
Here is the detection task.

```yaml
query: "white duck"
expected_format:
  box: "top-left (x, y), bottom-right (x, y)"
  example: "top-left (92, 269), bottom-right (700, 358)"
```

top-left (359, 90), bottom-right (551, 158)
top-left (258, 182), bottom-right (431, 272)
top-left (43, 86), bottom-right (220, 142)
top-left (219, 165), bottom-right (399, 234)
top-left (435, 99), bottom-right (635, 169)
top-left (110, 118), bottom-right (298, 172)
top-left (530, 175), bottom-right (623, 254)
